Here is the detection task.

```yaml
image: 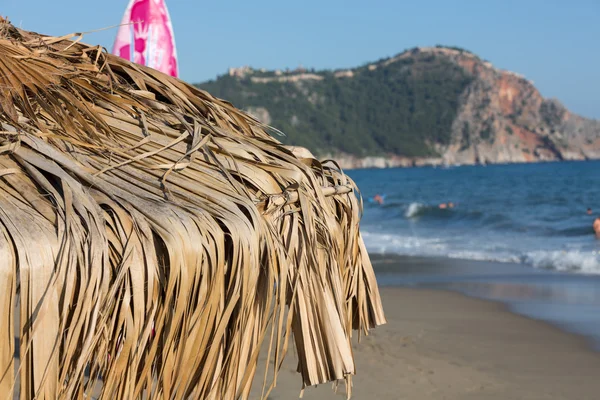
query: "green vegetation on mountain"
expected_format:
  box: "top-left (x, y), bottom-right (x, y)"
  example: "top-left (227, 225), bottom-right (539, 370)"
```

top-left (197, 52), bottom-right (473, 157)
top-left (196, 47), bottom-right (600, 167)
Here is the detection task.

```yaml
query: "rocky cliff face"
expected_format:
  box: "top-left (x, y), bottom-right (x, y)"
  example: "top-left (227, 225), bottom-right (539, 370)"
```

top-left (426, 47), bottom-right (600, 166)
top-left (199, 47), bottom-right (600, 169)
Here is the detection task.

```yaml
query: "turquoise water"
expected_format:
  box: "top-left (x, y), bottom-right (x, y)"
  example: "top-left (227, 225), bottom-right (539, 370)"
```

top-left (349, 161), bottom-right (600, 274)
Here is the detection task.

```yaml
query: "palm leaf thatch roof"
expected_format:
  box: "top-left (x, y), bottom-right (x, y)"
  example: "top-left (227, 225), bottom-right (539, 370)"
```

top-left (0, 17), bottom-right (385, 399)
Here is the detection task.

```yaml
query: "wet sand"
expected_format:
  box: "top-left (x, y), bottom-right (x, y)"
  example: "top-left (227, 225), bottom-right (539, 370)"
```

top-left (251, 287), bottom-right (600, 399)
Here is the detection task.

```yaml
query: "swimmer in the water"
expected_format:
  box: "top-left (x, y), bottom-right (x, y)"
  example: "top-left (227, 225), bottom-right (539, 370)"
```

top-left (439, 203), bottom-right (447, 209)
top-left (594, 216), bottom-right (600, 237)
top-left (373, 194), bottom-right (384, 205)
top-left (587, 208), bottom-right (593, 215)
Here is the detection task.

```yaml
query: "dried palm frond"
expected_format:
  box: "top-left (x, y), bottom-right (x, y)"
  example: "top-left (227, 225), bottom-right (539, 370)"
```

top-left (0, 16), bottom-right (385, 399)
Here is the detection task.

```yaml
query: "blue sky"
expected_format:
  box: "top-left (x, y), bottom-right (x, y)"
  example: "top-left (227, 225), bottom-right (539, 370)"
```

top-left (3, 0), bottom-right (599, 118)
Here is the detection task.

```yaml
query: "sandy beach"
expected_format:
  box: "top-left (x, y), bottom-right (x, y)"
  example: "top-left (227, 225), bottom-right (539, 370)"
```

top-left (12, 257), bottom-right (600, 400)
top-left (252, 287), bottom-right (600, 400)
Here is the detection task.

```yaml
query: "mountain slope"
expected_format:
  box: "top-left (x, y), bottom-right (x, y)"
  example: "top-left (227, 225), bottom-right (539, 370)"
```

top-left (196, 47), bottom-right (600, 167)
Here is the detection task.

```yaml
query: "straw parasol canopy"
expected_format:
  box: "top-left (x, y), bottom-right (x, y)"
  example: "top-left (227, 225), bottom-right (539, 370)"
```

top-left (0, 17), bottom-right (385, 399)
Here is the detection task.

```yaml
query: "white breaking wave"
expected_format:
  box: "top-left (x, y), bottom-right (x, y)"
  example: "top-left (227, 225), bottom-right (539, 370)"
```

top-left (362, 231), bottom-right (447, 256)
top-left (404, 202), bottom-right (425, 218)
top-left (362, 231), bottom-right (600, 274)
top-left (522, 250), bottom-right (600, 274)
top-left (447, 250), bottom-right (519, 264)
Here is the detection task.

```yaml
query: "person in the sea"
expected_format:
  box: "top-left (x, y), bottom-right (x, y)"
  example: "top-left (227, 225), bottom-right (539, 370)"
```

top-left (448, 202), bottom-right (455, 209)
top-left (373, 194), bottom-right (384, 205)
top-left (587, 208), bottom-right (593, 215)
top-left (594, 216), bottom-right (600, 237)
top-left (439, 203), bottom-right (447, 209)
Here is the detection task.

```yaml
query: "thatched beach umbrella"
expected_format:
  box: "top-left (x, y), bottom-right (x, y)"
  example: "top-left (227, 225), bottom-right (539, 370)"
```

top-left (0, 17), bottom-right (385, 399)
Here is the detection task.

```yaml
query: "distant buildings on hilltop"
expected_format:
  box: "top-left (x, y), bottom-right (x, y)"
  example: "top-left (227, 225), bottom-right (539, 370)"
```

top-left (228, 64), bottom-right (309, 78)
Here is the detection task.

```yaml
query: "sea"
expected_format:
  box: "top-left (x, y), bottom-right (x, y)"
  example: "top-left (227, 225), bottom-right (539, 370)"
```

top-left (348, 161), bottom-right (600, 348)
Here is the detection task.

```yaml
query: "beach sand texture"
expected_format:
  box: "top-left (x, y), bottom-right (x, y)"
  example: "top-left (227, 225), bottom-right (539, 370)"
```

top-left (252, 288), bottom-right (600, 400)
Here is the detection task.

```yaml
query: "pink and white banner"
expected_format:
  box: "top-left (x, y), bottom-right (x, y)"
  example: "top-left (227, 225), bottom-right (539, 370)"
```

top-left (112, 0), bottom-right (179, 77)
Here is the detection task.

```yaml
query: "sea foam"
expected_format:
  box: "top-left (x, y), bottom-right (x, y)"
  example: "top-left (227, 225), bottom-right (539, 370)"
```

top-left (522, 250), bottom-right (600, 274)
top-left (362, 231), bottom-right (600, 274)
top-left (405, 202), bottom-right (426, 218)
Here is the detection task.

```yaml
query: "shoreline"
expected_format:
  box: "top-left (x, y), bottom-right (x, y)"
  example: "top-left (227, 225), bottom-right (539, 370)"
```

top-left (336, 157), bottom-right (600, 171)
top-left (427, 285), bottom-right (600, 350)
top-left (252, 287), bottom-right (600, 399)
top-left (370, 253), bottom-right (600, 351)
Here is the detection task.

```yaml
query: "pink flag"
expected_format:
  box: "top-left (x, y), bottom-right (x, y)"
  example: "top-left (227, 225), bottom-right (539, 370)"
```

top-left (112, 0), bottom-right (178, 77)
